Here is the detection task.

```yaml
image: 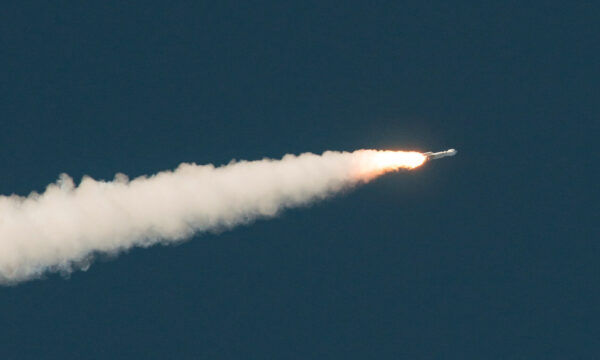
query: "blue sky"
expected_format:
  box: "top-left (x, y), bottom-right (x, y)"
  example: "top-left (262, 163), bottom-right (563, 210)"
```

top-left (0, 1), bottom-right (597, 358)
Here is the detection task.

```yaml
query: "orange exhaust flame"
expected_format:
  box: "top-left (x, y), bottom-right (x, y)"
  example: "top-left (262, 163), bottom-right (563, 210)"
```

top-left (353, 150), bottom-right (426, 180)
top-left (371, 150), bottom-right (426, 170)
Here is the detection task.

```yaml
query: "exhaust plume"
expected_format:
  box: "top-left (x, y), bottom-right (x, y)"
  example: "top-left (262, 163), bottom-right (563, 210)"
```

top-left (0, 150), bottom-right (425, 284)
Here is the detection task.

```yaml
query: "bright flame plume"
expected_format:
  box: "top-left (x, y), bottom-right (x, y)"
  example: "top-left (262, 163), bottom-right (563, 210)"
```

top-left (353, 150), bottom-right (426, 179)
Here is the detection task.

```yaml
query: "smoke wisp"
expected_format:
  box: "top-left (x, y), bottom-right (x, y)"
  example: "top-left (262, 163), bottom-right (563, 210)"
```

top-left (0, 150), bottom-right (424, 284)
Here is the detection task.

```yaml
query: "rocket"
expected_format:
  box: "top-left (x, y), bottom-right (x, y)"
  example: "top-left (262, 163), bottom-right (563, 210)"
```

top-left (424, 149), bottom-right (457, 160)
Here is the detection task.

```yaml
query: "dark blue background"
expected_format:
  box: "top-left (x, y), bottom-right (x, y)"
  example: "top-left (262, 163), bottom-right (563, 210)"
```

top-left (1, 1), bottom-right (597, 358)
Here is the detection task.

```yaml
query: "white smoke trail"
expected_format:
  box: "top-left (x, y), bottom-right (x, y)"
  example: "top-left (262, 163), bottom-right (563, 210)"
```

top-left (0, 150), bottom-right (425, 284)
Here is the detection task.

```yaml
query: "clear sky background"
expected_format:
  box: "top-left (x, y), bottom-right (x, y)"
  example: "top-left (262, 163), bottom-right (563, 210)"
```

top-left (0, 1), bottom-right (597, 359)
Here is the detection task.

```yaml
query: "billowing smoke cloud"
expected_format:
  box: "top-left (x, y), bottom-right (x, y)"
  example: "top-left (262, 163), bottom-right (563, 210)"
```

top-left (0, 150), bottom-right (424, 284)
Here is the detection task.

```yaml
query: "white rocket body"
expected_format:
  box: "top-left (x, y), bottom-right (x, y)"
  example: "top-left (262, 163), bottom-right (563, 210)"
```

top-left (424, 149), bottom-right (457, 160)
